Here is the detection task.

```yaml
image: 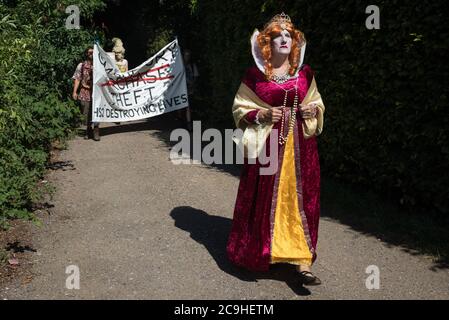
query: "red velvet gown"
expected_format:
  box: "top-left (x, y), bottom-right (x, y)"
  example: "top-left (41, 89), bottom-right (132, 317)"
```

top-left (226, 64), bottom-right (321, 272)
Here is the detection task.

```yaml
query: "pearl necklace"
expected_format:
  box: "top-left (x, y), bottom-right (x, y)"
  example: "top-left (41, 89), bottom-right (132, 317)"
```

top-left (271, 65), bottom-right (291, 84)
top-left (271, 73), bottom-right (291, 84)
top-left (270, 77), bottom-right (300, 145)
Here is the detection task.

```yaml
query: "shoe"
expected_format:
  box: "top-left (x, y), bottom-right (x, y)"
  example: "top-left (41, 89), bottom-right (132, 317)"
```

top-left (93, 127), bottom-right (101, 141)
top-left (297, 271), bottom-right (322, 286)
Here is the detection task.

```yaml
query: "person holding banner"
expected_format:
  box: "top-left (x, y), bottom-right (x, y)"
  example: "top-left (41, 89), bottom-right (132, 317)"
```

top-left (183, 49), bottom-right (198, 131)
top-left (112, 37), bottom-right (129, 73)
top-left (227, 13), bottom-right (325, 286)
top-left (111, 37), bottom-right (128, 125)
top-left (72, 46), bottom-right (101, 141)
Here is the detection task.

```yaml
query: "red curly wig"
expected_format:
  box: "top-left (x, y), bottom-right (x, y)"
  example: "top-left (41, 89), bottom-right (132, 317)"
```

top-left (257, 21), bottom-right (306, 80)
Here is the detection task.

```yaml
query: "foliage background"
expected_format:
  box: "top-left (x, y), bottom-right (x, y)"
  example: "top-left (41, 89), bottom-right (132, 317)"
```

top-left (1, 0), bottom-right (448, 228)
top-left (0, 0), bottom-right (105, 228)
top-left (182, 0), bottom-right (449, 215)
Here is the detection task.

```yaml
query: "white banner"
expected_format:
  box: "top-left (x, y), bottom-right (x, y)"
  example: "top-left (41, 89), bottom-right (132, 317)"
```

top-left (92, 39), bottom-right (189, 122)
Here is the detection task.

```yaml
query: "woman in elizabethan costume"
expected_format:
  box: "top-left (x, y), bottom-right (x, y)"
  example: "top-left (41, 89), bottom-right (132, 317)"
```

top-left (227, 13), bottom-right (325, 286)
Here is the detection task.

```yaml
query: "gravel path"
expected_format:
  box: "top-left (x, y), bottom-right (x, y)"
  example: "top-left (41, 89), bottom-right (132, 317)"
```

top-left (1, 118), bottom-right (449, 299)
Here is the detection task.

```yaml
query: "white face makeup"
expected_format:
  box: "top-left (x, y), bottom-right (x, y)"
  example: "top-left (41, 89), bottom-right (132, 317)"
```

top-left (251, 28), bottom-right (306, 76)
top-left (271, 29), bottom-right (292, 55)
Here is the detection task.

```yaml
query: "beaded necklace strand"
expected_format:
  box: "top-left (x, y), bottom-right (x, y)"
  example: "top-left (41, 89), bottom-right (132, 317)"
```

top-left (270, 76), bottom-right (300, 145)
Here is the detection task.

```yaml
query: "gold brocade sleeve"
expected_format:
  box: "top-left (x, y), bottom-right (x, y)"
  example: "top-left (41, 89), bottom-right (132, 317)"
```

top-left (301, 76), bottom-right (325, 138)
top-left (231, 82), bottom-right (274, 159)
top-left (232, 82), bottom-right (272, 129)
top-left (231, 78), bottom-right (325, 158)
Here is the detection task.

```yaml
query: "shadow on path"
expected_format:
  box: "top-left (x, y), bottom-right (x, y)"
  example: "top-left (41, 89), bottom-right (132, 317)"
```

top-left (170, 206), bottom-right (312, 296)
top-left (85, 113), bottom-right (449, 270)
top-left (320, 178), bottom-right (449, 270)
top-left (153, 117), bottom-right (449, 270)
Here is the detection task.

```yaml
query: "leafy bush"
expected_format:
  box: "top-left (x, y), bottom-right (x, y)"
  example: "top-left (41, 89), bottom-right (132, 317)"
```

top-left (1, 0), bottom-right (447, 227)
top-left (0, 0), bottom-right (105, 228)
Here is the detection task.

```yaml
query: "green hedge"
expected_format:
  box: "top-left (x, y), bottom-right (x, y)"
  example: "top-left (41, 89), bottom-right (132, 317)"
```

top-left (0, 0), bottom-right (105, 228)
top-left (2, 0), bottom-right (447, 225)
top-left (186, 0), bottom-right (449, 214)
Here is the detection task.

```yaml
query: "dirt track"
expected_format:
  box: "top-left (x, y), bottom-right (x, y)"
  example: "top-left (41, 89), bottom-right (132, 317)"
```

top-left (1, 118), bottom-right (449, 299)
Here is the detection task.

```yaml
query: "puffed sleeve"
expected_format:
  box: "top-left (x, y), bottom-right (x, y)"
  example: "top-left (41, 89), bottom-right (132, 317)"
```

top-left (72, 63), bottom-right (83, 80)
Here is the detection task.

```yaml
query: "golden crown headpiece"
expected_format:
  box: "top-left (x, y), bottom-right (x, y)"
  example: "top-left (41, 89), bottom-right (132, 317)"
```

top-left (264, 12), bottom-right (292, 30)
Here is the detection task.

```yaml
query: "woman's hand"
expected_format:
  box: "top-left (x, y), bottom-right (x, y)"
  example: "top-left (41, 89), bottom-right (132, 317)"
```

top-left (72, 92), bottom-right (78, 100)
top-left (299, 103), bottom-right (318, 119)
top-left (258, 107), bottom-right (283, 123)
